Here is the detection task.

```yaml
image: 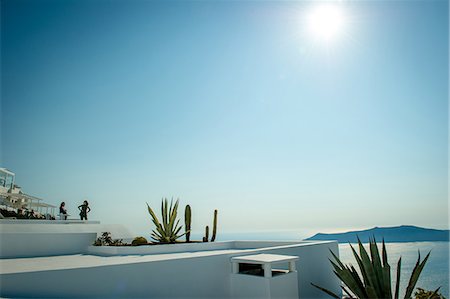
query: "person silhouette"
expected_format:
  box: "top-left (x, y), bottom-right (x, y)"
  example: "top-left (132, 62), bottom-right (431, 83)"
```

top-left (59, 202), bottom-right (68, 220)
top-left (78, 200), bottom-right (91, 221)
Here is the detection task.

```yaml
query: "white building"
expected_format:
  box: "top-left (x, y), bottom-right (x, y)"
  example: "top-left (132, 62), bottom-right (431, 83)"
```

top-left (0, 168), bottom-right (15, 194)
top-left (0, 220), bottom-right (340, 298)
top-left (0, 168), bottom-right (57, 217)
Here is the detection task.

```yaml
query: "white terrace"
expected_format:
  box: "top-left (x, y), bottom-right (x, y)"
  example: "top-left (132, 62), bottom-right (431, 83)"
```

top-left (0, 220), bottom-right (340, 298)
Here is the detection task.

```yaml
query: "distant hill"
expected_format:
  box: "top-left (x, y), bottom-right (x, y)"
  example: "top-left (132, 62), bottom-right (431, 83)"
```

top-left (306, 225), bottom-right (449, 243)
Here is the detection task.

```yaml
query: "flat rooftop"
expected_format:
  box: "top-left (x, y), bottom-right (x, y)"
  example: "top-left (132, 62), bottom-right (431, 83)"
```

top-left (0, 241), bottom-right (334, 275)
top-left (0, 249), bottom-right (256, 275)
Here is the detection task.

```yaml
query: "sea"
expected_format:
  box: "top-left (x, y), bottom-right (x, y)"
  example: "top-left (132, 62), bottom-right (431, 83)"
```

top-left (135, 231), bottom-right (449, 298)
top-left (213, 232), bottom-right (450, 298)
top-left (339, 242), bottom-right (449, 298)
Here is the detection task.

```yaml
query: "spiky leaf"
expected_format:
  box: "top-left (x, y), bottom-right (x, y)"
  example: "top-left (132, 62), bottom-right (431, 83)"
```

top-left (146, 199), bottom-right (186, 243)
top-left (314, 237), bottom-right (429, 299)
top-left (404, 251), bottom-right (430, 299)
top-left (311, 283), bottom-right (340, 299)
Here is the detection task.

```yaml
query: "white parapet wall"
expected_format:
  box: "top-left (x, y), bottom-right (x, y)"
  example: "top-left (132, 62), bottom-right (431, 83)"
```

top-left (0, 240), bottom-right (340, 298)
top-left (1, 232), bottom-right (96, 258)
top-left (0, 219), bottom-right (133, 258)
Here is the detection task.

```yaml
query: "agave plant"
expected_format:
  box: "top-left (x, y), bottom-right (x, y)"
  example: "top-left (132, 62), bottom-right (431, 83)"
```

top-left (312, 238), bottom-right (430, 299)
top-left (146, 198), bottom-right (187, 243)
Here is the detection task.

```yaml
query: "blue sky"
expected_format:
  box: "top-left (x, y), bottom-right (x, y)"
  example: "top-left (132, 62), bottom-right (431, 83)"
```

top-left (1, 0), bottom-right (448, 237)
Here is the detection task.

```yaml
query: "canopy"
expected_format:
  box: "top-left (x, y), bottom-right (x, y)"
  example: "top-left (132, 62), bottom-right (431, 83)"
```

top-left (28, 202), bottom-right (57, 208)
top-left (0, 191), bottom-right (56, 216)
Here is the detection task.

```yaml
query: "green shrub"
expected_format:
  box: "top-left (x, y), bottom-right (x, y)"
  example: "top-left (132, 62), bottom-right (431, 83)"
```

top-left (93, 232), bottom-right (125, 246)
top-left (132, 236), bottom-right (148, 246)
top-left (414, 288), bottom-right (446, 299)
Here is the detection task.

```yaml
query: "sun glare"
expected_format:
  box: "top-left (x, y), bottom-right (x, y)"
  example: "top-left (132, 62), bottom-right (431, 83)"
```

top-left (307, 4), bottom-right (345, 42)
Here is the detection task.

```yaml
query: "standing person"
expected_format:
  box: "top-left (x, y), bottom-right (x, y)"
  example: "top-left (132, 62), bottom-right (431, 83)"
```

top-left (78, 200), bottom-right (91, 220)
top-left (59, 202), bottom-right (68, 220)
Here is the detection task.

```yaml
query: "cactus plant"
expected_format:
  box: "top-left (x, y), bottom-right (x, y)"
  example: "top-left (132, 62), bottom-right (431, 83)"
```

top-left (203, 226), bottom-right (209, 242)
top-left (211, 209), bottom-right (218, 242)
top-left (146, 198), bottom-right (187, 243)
top-left (185, 205), bottom-right (191, 242)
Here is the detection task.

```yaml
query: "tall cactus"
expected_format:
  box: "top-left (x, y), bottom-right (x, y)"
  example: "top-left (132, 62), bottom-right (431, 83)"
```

top-left (184, 205), bottom-right (191, 242)
top-left (211, 209), bottom-right (218, 242)
top-left (203, 226), bottom-right (209, 242)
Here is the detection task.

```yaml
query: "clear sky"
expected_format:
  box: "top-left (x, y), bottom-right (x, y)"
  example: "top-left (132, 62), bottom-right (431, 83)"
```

top-left (1, 0), bottom-right (448, 237)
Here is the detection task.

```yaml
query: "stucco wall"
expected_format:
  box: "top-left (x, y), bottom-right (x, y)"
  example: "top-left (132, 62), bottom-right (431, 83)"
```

top-left (0, 220), bottom-right (133, 258)
top-left (0, 241), bottom-right (340, 298)
top-left (0, 232), bottom-right (97, 258)
top-left (87, 240), bottom-right (237, 256)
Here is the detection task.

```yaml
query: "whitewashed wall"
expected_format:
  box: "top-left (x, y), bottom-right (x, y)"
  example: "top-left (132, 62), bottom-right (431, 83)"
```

top-left (0, 220), bottom-right (133, 258)
top-left (1, 232), bottom-right (96, 258)
top-left (0, 241), bottom-right (340, 298)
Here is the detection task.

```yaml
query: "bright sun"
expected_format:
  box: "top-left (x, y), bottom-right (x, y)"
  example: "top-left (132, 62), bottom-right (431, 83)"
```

top-left (307, 4), bottom-right (345, 42)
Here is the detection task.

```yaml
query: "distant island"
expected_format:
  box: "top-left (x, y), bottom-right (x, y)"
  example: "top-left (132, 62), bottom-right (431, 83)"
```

top-left (306, 225), bottom-right (449, 243)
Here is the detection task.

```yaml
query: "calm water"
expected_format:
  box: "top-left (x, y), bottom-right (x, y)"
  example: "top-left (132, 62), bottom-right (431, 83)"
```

top-left (137, 231), bottom-right (449, 297)
top-left (217, 233), bottom-right (450, 297)
top-left (339, 242), bottom-right (449, 298)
